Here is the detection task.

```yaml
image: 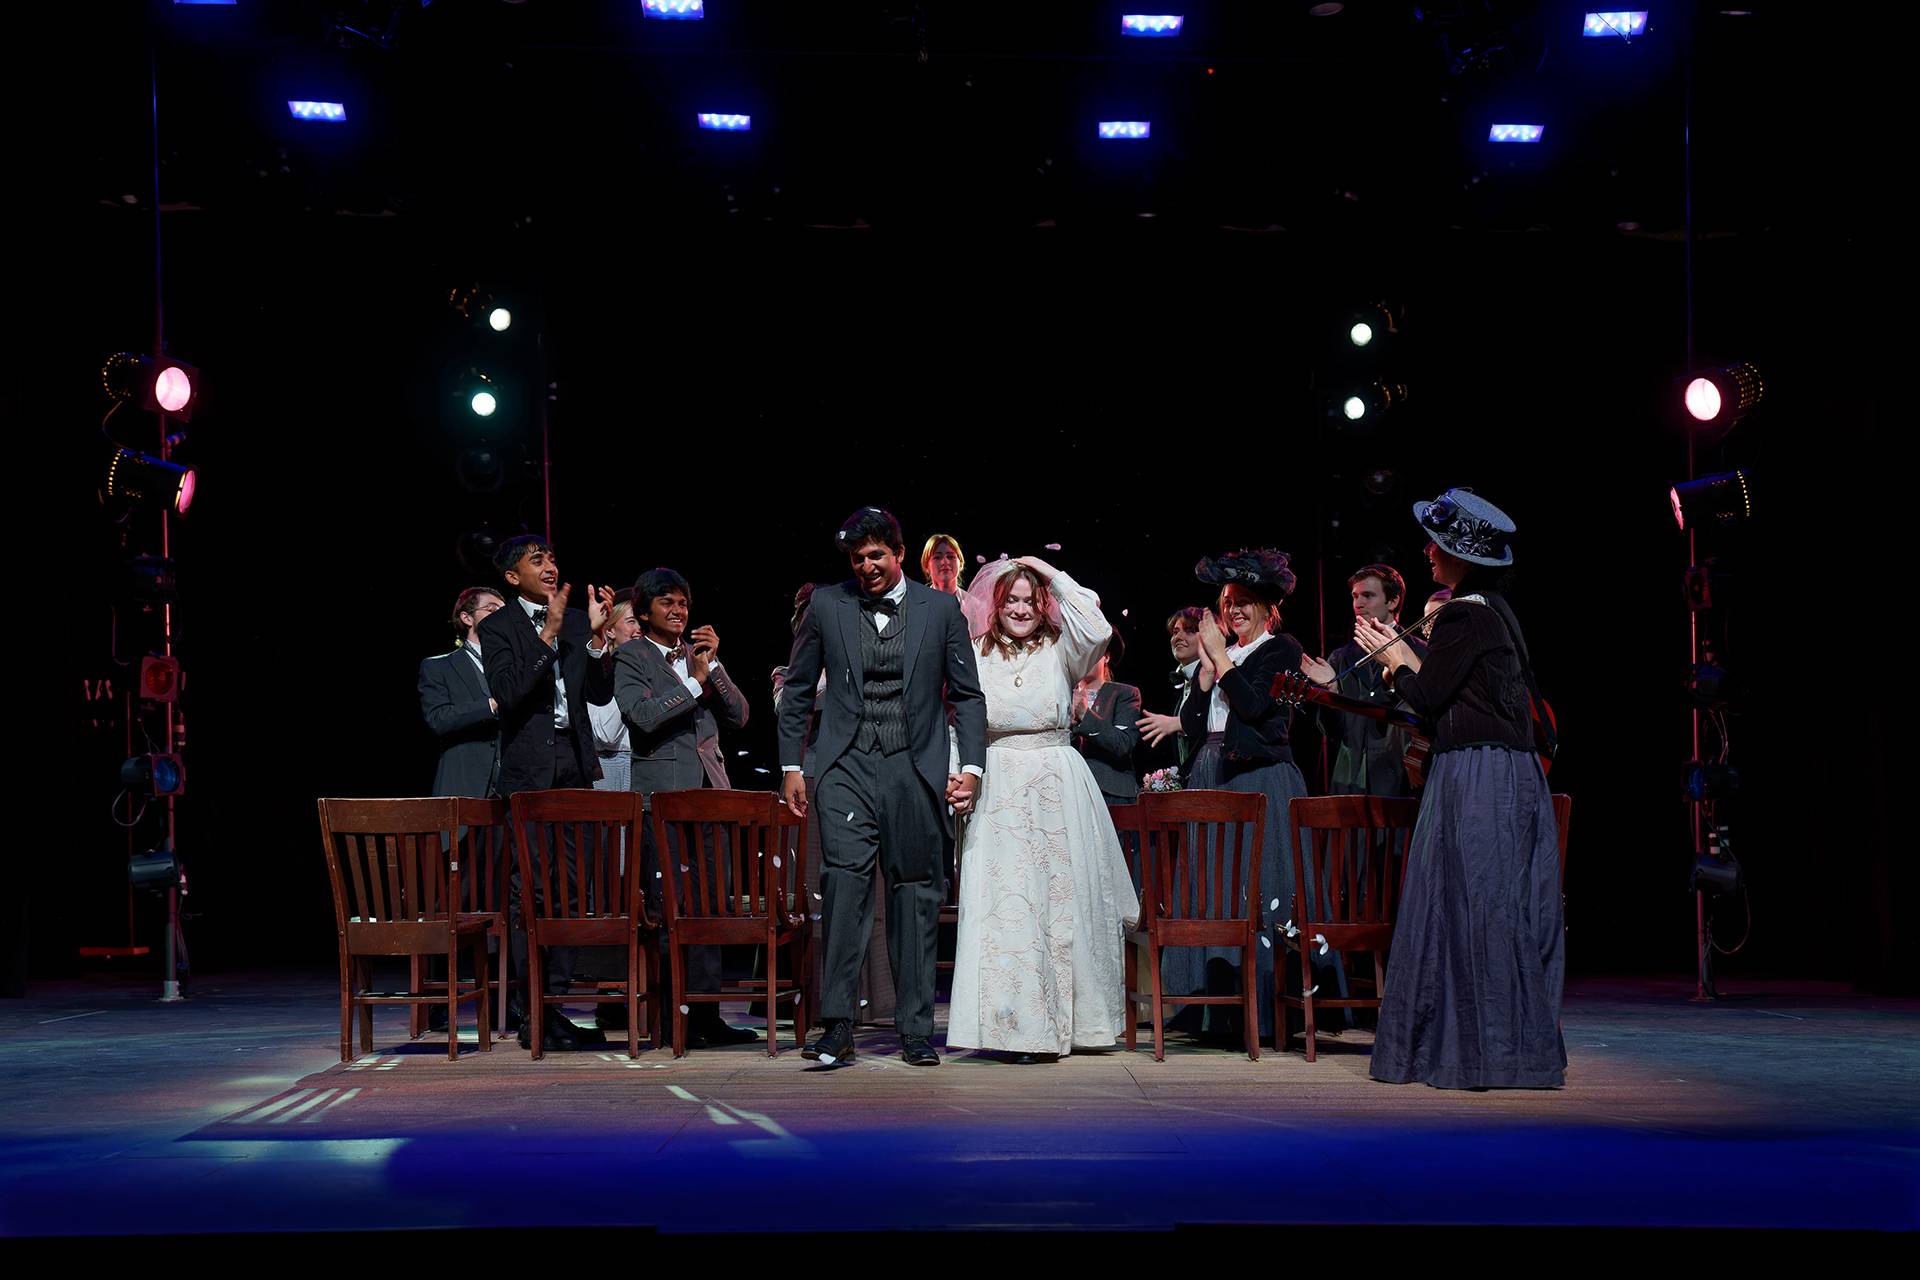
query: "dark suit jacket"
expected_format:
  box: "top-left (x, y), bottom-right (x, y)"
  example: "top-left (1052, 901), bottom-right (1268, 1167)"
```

top-left (776, 578), bottom-right (986, 827)
top-left (614, 637), bottom-right (750, 805)
top-left (1073, 680), bottom-right (1142, 802)
top-left (477, 597), bottom-right (609, 795)
top-left (1314, 633), bottom-right (1427, 796)
top-left (1178, 632), bottom-right (1305, 778)
top-left (418, 646), bottom-right (499, 798)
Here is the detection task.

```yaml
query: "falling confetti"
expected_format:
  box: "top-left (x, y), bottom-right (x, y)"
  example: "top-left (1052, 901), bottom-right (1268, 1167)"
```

top-left (772, 856), bottom-right (782, 868)
top-left (1270, 898), bottom-right (1281, 911)
top-left (1259, 935), bottom-right (1272, 948)
top-left (1044, 543), bottom-right (1062, 551)
top-left (1121, 609), bottom-right (1129, 618)
top-left (678, 1005), bottom-right (690, 1015)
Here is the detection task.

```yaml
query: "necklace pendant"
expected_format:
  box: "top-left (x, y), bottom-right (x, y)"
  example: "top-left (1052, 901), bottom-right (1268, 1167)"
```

top-left (1013, 674), bottom-right (1023, 687)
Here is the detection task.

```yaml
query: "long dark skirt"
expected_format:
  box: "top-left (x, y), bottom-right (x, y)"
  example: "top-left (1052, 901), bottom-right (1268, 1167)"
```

top-left (1370, 746), bottom-right (1566, 1089)
top-left (1157, 745), bottom-right (1307, 1040)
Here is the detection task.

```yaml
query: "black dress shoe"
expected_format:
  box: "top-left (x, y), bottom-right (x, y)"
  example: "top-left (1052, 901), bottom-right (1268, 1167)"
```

top-left (518, 1011), bottom-right (580, 1052)
top-left (801, 1019), bottom-right (856, 1066)
top-left (597, 1002), bottom-right (629, 1032)
top-left (426, 1005), bottom-right (449, 1033)
top-left (900, 1035), bottom-right (941, 1067)
top-left (689, 1015), bottom-right (760, 1047)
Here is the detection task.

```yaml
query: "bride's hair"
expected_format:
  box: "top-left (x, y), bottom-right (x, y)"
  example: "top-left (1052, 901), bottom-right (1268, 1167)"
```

top-left (978, 565), bottom-right (1060, 658)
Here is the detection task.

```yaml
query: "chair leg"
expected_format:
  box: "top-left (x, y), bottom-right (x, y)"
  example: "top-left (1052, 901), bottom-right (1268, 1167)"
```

top-left (756, 940), bottom-right (771, 1059)
top-left (626, 936), bottom-right (641, 1061)
top-left (409, 956), bottom-right (424, 1040)
top-left (792, 937), bottom-right (808, 1052)
top-left (670, 941), bottom-right (689, 1059)
top-left (444, 945), bottom-right (459, 1062)
top-left (1272, 941), bottom-right (1284, 1062)
top-left (357, 959), bottom-right (374, 1055)
top-left (529, 943), bottom-right (545, 1061)
top-left (495, 925), bottom-right (509, 1033)
top-left (1243, 940), bottom-right (1259, 1063)
top-left (1123, 937), bottom-right (1138, 1052)
top-left (1149, 943), bottom-right (1165, 1063)
top-left (475, 933), bottom-right (492, 1052)
top-left (339, 957), bottom-right (354, 1063)
top-left (1300, 933), bottom-right (1318, 1064)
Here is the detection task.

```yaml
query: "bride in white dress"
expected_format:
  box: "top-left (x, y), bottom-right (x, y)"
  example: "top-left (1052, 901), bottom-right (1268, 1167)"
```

top-left (946, 555), bottom-right (1141, 1059)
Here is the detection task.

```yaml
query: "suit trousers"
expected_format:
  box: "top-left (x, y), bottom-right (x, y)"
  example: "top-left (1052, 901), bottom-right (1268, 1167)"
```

top-left (815, 743), bottom-right (945, 1038)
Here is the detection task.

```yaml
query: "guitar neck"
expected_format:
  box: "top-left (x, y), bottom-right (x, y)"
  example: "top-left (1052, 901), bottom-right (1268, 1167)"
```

top-left (1270, 672), bottom-right (1424, 732)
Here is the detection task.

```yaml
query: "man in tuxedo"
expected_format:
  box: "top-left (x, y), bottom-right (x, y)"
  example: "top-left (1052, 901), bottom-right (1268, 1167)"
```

top-left (1071, 630), bottom-right (1143, 807)
top-left (778, 507), bottom-right (987, 1067)
top-left (477, 534), bottom-right (614, 1050)
top-left (613, 566), bottom-right (757, 1047)
top-left (419, 587), bottom-right (503, 800)
top-left (1301, 563), bottom-right (1427, 798)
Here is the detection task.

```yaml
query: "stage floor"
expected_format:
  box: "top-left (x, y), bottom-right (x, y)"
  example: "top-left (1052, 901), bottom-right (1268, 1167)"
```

top-left (2, 973), bottom-right (1914, 1236)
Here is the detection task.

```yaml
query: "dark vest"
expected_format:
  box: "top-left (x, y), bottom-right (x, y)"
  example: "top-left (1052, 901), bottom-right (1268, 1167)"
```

top-left (856, 600), bottom-right (910, 756)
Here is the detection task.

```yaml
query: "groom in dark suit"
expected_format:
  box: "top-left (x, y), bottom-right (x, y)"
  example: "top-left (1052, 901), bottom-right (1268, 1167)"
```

top-left (778, 508), bottom-right (987, 1066)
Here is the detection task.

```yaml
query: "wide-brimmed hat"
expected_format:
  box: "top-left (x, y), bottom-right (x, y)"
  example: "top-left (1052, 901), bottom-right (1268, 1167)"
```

top-left (1413, 488), bottom-right (1515, 567)
top-left (1194, 548), bottom-right (1297, 600)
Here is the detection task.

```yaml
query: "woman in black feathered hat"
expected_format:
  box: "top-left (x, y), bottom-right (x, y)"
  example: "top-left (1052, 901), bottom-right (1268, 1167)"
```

top-left (1156, 547), bottom-right (1328, 1047)
top-left (1353, 488), bottom-right (1566, 1089)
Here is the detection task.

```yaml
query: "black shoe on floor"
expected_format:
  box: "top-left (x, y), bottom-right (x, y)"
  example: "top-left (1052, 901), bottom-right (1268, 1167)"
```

top-left (518, 1010), bottom-right (581, 1052)
top-left (689, 1014), bottom-right (760, 1047)
top-left (901, 1035), bottom-right (941, 1067)
top-left (801, 1019), bottom-right (856, 1066)
top-left (426, 1005), bottom-right (449, 1033)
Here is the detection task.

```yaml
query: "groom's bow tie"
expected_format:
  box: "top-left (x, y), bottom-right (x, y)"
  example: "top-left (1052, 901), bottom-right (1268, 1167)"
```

top-left (860, 596), bottom-right (899, 617)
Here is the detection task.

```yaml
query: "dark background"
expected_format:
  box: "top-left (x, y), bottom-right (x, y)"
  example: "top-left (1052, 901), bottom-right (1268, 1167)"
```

top-left (42, 2), bottom-right (1901, 991)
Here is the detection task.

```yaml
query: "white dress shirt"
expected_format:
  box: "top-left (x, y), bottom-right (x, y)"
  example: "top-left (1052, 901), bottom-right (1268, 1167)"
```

top-left (1207, 631), bottom-right (1271, 733)
top-left (518, 595), bottom-right (569, 730)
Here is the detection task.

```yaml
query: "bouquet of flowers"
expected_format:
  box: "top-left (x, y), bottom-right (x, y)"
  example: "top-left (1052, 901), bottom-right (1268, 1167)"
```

top-left (1142, 767), bottom-right (1183, 794)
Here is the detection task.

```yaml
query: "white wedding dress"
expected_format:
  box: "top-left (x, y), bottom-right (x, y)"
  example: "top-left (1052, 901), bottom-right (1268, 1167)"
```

top-left (946, 569), bottom-right (1141, 1056)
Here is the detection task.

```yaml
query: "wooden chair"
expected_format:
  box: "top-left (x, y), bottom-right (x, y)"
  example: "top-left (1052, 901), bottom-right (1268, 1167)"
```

top-left (508, 789), bottom-right (656, 1059)
top-left (1279, 795), bottom-right (1421, 1061)
top-left (318, 797), bottom-right (493, 1063)
top-left (411, 798), bottom-right (513, 1038)
top-left (652, 789), bottom-right (812, 1057)
top-left (1123, 790), bottom-right (1266, 1062)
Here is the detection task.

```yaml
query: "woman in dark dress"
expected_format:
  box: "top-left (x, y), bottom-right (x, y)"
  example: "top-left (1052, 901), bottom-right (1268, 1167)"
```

top-left (1357, 488), bottom-right (1565, 1089)
top-left (1159, 549), bottom-right (1321, 1041)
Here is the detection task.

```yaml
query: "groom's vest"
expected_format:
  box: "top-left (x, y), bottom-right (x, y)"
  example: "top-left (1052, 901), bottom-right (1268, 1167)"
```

top-left (855, 598), bottom-right (910, 756)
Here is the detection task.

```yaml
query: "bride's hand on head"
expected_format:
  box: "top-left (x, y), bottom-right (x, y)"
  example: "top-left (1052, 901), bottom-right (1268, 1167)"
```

top-left (1014, 555), bottom-right (1059, 580)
